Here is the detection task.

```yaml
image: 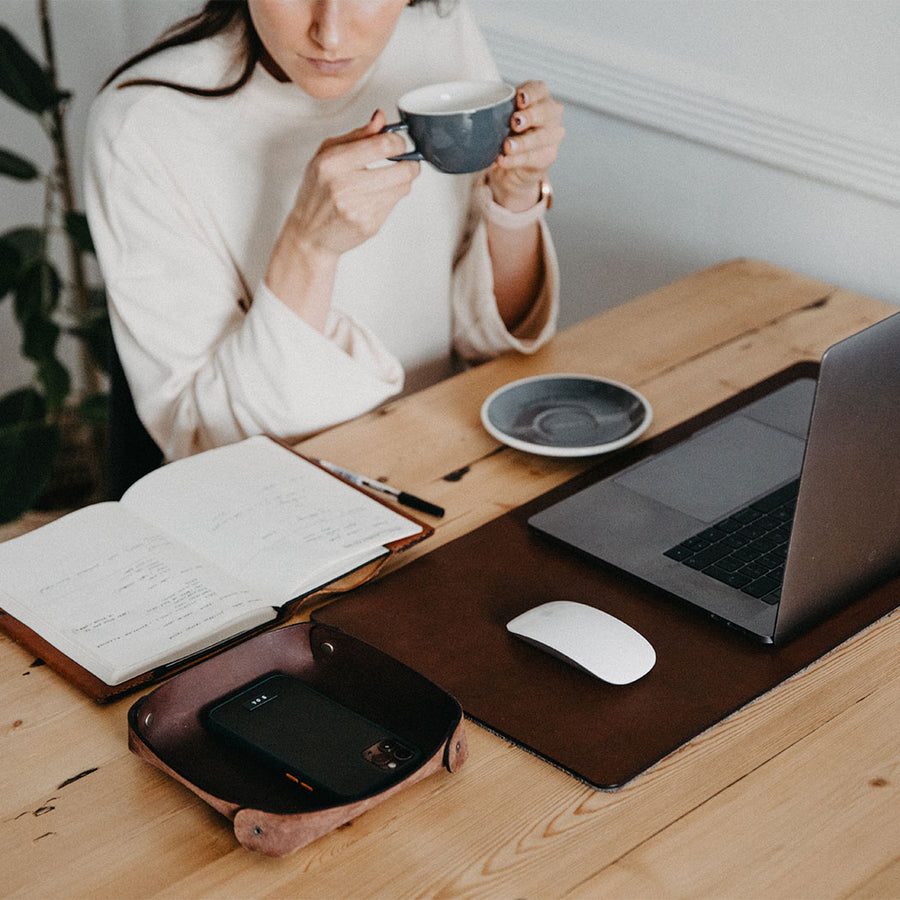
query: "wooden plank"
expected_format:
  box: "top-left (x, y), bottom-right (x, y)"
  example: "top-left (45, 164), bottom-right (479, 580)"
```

top-left (568, 675), bottom-right (900, 900)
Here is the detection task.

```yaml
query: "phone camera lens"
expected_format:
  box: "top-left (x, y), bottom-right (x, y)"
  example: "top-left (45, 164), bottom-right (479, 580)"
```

top-left (366, 739), bottom-right (415, 771)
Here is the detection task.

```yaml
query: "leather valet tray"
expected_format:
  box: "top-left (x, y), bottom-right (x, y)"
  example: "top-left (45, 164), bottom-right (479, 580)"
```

top-left (127, 622), bottom-right (467, 856)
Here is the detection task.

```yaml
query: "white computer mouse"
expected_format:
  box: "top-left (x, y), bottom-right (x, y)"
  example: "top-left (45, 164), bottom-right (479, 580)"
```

top-left (506, 600), bottom-right (656, 685)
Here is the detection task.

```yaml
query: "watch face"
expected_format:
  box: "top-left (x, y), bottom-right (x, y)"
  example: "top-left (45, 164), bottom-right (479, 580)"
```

top-left (540, 178), bottom-right (553, 210)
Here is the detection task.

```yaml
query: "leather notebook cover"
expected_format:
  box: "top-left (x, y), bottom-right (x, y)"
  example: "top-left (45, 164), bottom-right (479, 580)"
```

top-left (314, 365), bottom-right (900, 789)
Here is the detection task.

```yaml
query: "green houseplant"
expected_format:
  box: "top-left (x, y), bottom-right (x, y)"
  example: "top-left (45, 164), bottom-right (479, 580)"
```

top-left (0, 1), bottom-right (110, 524)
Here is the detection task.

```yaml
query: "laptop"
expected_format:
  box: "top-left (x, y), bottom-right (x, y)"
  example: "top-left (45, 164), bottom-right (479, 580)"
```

top-left (528, 312), bottom-right (900, 643)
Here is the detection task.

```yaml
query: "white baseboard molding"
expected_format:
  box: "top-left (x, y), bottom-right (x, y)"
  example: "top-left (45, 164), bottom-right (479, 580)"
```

top-left (481, 24), bottom-right (900, 207)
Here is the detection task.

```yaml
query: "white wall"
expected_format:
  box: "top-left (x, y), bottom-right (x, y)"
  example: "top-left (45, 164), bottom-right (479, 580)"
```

top-left (2, 0), bottom-right (898, 394)
top-left (471, 0), bottom-right (900, 327)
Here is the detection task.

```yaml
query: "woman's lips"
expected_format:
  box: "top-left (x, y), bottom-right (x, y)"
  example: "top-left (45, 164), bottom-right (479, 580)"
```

top-left (306, 57), bottom-right (353, 75)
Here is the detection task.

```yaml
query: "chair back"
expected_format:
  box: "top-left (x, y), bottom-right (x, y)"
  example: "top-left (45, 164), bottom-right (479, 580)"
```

top-left (108, 340), bottom-right (163, 499)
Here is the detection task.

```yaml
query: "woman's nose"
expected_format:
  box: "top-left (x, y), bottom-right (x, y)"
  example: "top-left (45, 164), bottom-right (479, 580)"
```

top-left (309, 0), bottom-right (341, 51)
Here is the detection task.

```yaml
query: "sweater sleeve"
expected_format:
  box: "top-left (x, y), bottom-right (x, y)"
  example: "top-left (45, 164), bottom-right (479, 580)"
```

top-left (450, 206), bottom-right (560, 364)
top-left (85, 97), bottom-right (404, 462)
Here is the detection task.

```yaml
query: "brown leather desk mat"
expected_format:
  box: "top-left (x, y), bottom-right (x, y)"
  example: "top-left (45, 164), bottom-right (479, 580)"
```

top-left (314, 365), bottom-right (900, 789)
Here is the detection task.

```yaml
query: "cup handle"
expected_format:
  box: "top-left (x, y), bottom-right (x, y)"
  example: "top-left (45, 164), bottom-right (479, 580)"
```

top-left (381, 121), bottom-right (423, 162)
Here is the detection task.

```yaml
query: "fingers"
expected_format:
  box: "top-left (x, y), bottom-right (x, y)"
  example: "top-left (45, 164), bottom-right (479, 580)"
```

top-left (512, 81), bottom-right (559, 127)
top-left (292, 110), bottom-right (420, 258)
top-left (314, 109), bottom-right (421, 195)
top-left (492, 80), bottom-right (564, 182)
top-left (310, 120), bottom-right (420, 225)
top-left (502, 122), bottom-right (564, 171)
top-left (318, 109), bottom-right (413, 168)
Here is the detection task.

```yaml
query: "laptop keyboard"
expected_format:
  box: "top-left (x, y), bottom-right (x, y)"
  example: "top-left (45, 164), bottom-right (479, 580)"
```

top-left (663, 479), bottom-right (800, 605)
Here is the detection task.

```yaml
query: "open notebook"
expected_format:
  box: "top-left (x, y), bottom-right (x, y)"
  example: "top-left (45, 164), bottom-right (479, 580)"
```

top-left (0, 436), bottom-right (431, 699)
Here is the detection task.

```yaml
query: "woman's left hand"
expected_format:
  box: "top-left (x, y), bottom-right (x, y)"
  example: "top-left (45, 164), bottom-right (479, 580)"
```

top-left (487, 80), bottom-right (564, 212)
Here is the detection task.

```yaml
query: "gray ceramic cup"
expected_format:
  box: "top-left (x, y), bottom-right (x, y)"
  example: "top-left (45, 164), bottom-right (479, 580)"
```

top-left (382, 80), bottom-right (516, 174)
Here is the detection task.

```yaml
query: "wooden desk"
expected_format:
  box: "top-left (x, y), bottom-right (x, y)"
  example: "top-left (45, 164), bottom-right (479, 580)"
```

top-left (3, 260), bottom-right (898, 899)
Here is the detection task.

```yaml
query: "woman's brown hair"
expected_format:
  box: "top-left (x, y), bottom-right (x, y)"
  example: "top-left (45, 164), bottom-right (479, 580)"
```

top-left (104, 0), bottom-right (444, 97)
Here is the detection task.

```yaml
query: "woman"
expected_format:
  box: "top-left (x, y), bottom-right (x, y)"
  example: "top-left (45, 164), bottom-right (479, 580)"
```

top-left (85, 0), bottom-right (564, 462)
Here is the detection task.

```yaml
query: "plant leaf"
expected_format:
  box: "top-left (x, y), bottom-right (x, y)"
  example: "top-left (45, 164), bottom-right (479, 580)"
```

top-left (0, 146), bottom-right (39, 181)
top-left (2, 226), bottom-right (43, 267)
top-left (14, 258), bottom-right (61, 324)
top-left (77, 392), bottom-right (109, 426)
top-left (0, 386), bottom-right (46, 428)
top-left (0, 237), bottom-right (22, 299)
top-left (0, 26), bottom-right (57, 114)
top-left (36, 356), bottom-right (70, 413)
top-left (69, 304), bottom-right (112, 375)
top-left (0, 418), bottom-right (59, 523)
top-left (64, 210), bottom-right (95, 254)
top-left (21, 312), bottom-right (60, 363)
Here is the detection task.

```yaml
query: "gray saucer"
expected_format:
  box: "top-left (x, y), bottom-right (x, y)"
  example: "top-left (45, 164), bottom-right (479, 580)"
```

top-left (480, 374), bottom-right (652, 457)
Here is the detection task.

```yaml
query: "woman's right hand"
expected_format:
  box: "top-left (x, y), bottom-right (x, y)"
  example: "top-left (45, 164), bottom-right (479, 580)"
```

top-left (265, 110), bottom-right (420, 330)
top-left (290, 109), bottom-right (420, 256)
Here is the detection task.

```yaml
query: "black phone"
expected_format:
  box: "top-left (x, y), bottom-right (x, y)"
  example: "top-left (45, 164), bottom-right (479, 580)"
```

top-left (205, 673), bottom-right (421, 804)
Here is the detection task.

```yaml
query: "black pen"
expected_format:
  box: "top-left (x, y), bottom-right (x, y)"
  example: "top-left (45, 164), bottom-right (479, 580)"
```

top-left (315, 459), bottom-right (445, 518)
